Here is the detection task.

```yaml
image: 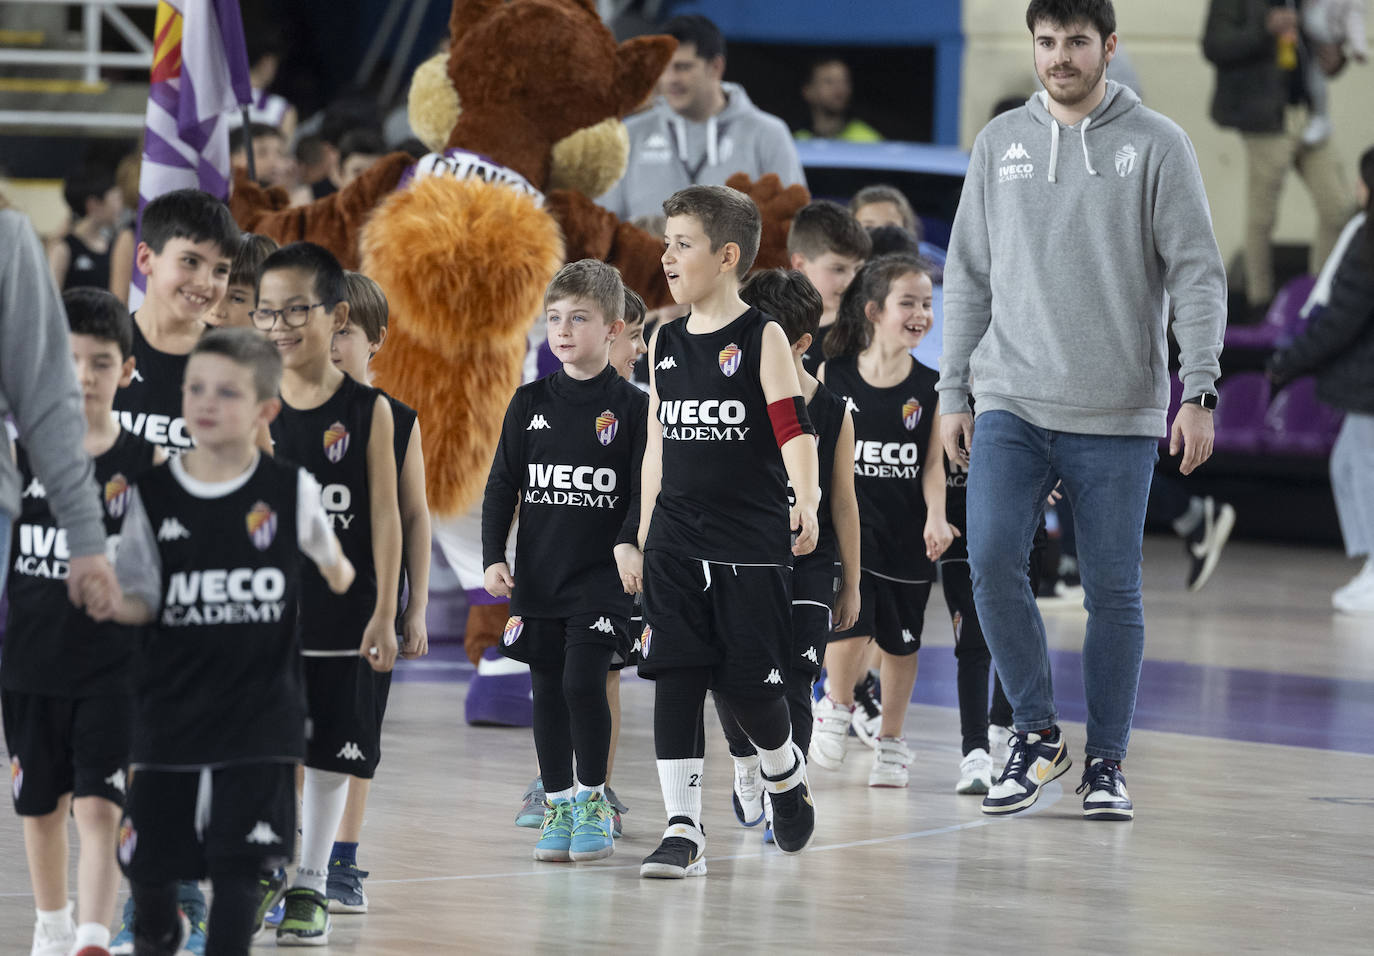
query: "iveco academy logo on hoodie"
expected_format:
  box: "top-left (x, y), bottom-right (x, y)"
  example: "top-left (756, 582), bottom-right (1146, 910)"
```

top-left (998, 143), bottom-right (1034, 183)
top-left (1115, 144), bottom-right (1138, 177)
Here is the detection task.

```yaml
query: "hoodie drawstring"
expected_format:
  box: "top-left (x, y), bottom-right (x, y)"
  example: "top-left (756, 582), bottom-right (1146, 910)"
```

top-left (1080, 115), bottom-right (1098, 176)
top-left (672, 115), bottom-right (689, 162)
top-left (1048, 120), bottom-right (1061, 184)
top-left (707, 116), bottom-right (719, 168)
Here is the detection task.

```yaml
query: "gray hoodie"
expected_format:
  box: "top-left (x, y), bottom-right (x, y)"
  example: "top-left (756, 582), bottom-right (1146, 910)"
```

top-left (939, 82), bottom-right (1227, 437)
top-left (598, 82), bottom-right (807, 222)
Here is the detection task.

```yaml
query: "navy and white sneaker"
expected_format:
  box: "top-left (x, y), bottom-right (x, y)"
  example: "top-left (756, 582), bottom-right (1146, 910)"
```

top-left (1076, 757), bottom-right (1134, 821)
top-left (981, 727), bottom-right (1071, 815)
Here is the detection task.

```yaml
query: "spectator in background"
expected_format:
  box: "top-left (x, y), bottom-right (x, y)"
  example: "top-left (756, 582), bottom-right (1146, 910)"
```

top-left (108, 148), bottom-right (140, 304)
top-left (598, 14), bottom-right (806, 221)
top-left (1203, 0), bottom-right (1351, 317)
top-left (849, 183), bottom-right (922, 241)
top-left (296, 134), bottom-right (340, 199)
top-left (229, 122), bottom-right (292, 190)
top-left (49, 162), bottom-right (124, 292)
top-left (1268, 145), bottom-right (1374, 614)
top-left (227, 17), bottom-right (298, 139)
top-left (338, 129), bottom-right (387, 188)
top-left (1299, 0), bottom-right (1368, 146)
top-left (795, 58), bottom-right (883, 142)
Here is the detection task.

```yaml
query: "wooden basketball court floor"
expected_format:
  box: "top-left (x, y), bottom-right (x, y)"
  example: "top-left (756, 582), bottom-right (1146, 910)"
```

top-left (2, 536), bottom-right (1372, 953)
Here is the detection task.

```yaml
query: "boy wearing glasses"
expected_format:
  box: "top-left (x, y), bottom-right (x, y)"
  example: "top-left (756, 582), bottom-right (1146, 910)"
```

top-left (253, 242), bottom-right (402, 946)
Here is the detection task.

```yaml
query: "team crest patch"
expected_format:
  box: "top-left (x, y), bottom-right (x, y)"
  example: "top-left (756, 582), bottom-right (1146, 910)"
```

top-left (246, 501), bottom-right (278, 551)
top-left (503, 616), bottom-right (524, 646)
top-left (596, 409), bottom-right (618, 446)
top-left (118, 820), bottom-right (137, 865)
top-left (718, 343), bottom-right (742, 377)
top-left (104, 473), bottom-right (131, 519)
top-left (1115, 144), bottom-right (1137, 177)
top-left (640, 624), bottom-right (652, 658)
top-left (9, 757), bottom-right (20, 800)
top-left (324, 421), bottom-right (350, 463)
top-left (902, 397), bottom-right (922, 431)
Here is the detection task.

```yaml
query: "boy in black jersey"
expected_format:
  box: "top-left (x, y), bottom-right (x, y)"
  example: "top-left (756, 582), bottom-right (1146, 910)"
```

top-left (3, 289), bottom-right (160, 956)
top-left (788, 201), bottom-right (872, 376)
top-left (639, 185), bottom-right (822, 877)
top-left (712, 268), bottom-right (862, 843)
top-left (92, 328), bottom-right (353, 956)
top-left (255, 243), bottom-right (402, 945)
top-left (482, 259), bottom-right (647, 864)
top-left (115, 189), bottom-right (239, 454)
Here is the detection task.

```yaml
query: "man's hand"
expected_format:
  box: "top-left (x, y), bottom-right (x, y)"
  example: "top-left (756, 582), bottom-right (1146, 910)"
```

top-left (940, 411), bottom-right (973, 468)
top-left (832, 578), bottom-right (860, 633)
top-left (359, 616), bottom-right (399, 672)
top-left (483, 562), bottom-right (514, 599)
top-left (614, 543), bottom-right (644, 595)
top-left (791, 501), bottom-right (819, 556)
top-left (68, 553), bottom-right (119, 618)
top-left (1266, 7), bottom-right (1298, 37)
top-left (400, 606), bottom-right (429, 659)
top-left (1170, 403), bottom-right (1215, 476)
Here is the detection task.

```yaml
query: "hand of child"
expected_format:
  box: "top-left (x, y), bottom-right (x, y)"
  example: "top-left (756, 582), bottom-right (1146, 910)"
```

top-left (483, 562), bottom-right (514, 598)
top-left (359, 616), bottom-right (399, 672)
top-left (925, 519), bottom-right (959, 562)
top-left (791, 502), bottom-right (819, 556)
top-left (832, 579), bottom-right (861, 633)
top-left (613, 543), bottom-right (644, 595)
top-left (1048, 480), bottom-right (1064, 506)
top-left (400, 606), bottom-right (429, 659)
top-left (68, 553), bottom-right (119, 618)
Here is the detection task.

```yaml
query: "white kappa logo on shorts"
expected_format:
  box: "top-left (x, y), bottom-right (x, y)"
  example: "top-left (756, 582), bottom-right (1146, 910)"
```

top-left (591, 617), bottom-right (615, 634)
top-left (246, 821), bottom-right (282, 845)
top-left (803, 646), bottom-right (819, 665)
top-left (336, 742), bottom-right (365, 761)
top-left (764, 669), bottom-right (783, 685)
top-left (901, 629), bottom-right (915, 644)
top-left (105, 769), bottom-right (127, 794)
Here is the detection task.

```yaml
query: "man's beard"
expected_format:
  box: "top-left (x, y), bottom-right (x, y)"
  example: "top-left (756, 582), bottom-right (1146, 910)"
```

top-left (1040, 57), bottom-right (1107, 108)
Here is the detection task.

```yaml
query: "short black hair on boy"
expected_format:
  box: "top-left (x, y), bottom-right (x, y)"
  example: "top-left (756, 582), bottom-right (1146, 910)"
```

top-left (740, 269), bottom-right (823, 346)
top-left (339, 129), bottom-right (387, 165)
top-left (663, 14), bottom-right (725, 61)
top-left (229, 122), bottom-right (283, 157)
top-left (544, 259), bottom-right (626, 323)
top-left (866, 225), bottom-right (921, 258)
top-left (1025, 0), bottom-right (1116, 42)
top-left (62, 163), bottom-right (116, 218)
top-left (192, 326), bottom-right (283, 401)
top-left (139, 188), bottom-right (240, 256)
top-left (257, 241), bottom-right (348, 309)
top-left (787, 200), bottom-right (872, 262)
top-left (229, 233), bottom-right (279, 288)
top-left (663, 185), bottom-right (762, 281)
top-left (63, 287), bottom-right (133, 359)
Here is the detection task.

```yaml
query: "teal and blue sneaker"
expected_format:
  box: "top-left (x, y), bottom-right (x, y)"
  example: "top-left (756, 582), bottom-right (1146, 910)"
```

top-left (177, 881), bottom-right (208, 955)
top-left (533, 797), bottom-right (574, 862)
top-left (326, 860), bottom-right (370, 913)
top-left (515, 776), bottom-right (546, 828)
top-left (276, 887), bottom-right (331, 946)
top-left (569, 791), bottom-right (616, 862)
top-left (109, 896), bottom-right (135, 954)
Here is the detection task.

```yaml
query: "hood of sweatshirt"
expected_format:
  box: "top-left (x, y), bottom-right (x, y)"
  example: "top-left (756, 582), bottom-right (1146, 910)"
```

top-left (1024, 80), bottom-right (1142, 183)
top-left (661, 81), bottom-right (762, 169)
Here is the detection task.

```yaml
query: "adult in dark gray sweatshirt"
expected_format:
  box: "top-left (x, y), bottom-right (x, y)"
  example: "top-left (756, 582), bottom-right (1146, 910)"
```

top-left (0, 206), bottom-right (120, 608)
top-left (938, 0), bottom-right (1227, 823)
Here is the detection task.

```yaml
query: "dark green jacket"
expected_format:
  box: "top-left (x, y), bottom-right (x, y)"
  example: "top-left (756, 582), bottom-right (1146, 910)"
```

top-left (1202, 0), bottom-right (1290, 134)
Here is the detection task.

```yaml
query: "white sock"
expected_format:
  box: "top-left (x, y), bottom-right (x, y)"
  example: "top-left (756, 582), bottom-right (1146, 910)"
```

top-left (74, 922), bottom-right (111, 949)
top-left (35, 903), bottom-right (73, 936)
top-left (296, 768), bottom-right (350, 895)
top-left (656, 758), bottom-right (703, 826)
top-left (757, 735), bottom-right (798, 780)
top-left (548, 786), bottom-right (575, 803)
top-left (575, 781), bottom-right (604, 798)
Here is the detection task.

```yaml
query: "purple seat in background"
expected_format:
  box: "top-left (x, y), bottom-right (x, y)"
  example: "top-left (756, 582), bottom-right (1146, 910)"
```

top-left (1224, 275), bottom-right (1317, 349)
top-left (1262, 377), bottom-right (1344, 457)
top-left (1212, 373), bottom-right (1271, 454)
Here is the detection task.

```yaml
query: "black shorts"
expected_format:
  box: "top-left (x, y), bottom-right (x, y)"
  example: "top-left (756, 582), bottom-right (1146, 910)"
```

top-left (638, 550), bottom-right (792, 700)
top-left (119, 763), bottom-right (295, 883)
top-left (498, 612), bottom-right (631, 669)
top-left (791, 566), bottom-right (838, 681)
top-left (832, 571), bottom-right (932, 657)
top-left (619, 602), bottom-right (644, 671)
top-left (3, 689), bottom-right (130, 815)
top-left (302, 655), bottom-right (387, 777)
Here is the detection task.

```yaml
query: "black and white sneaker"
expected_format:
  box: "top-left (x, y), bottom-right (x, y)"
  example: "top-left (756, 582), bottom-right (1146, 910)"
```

top-left (851, 673), bottom-right (882, 748)
top-left (640, 817), bottom-right (707, 879)
top-left (981, 727), bottom-right (1071, 815)
top-left (1185, 497), bottom-right (1236, 592)
top-left (1076, 757), bottom-right (1134, 821)
top-left (761, 744), bottom-right (815, 853)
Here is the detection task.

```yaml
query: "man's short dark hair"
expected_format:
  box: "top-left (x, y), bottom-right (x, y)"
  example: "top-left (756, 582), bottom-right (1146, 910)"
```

top-left (740, 269), bottom-right (823, 346)
top-left (663, 185), bottom-right (761, 280)
top-left (339, 129), bottom-right (387, 165)
top-left (62, 163), bottom-right (116, 218)
top-left (192, 326), bottom-right (283, 401)
top-left (63, 287), bottom-right (133, 358)
top-left (257, 241), bottom-right (348, 309)
top-left (1025, 0), bottom-right (1116, 42)
top-left (663, 14), bottom-right (725, 61)
top-left (787, 200), bottom-right (872, 262)
top-left (229, 122), bottom-right (283, 156)
top-left (139, 188), bottom-right (240, 256)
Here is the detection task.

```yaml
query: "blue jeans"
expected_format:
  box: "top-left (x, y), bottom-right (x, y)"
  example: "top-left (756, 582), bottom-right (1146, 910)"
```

top-left (966, 411), bottom-right (1157, 760)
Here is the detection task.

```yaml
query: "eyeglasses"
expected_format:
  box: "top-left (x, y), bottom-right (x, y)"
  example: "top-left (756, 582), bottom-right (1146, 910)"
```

top-left (250, 303), bottom-right (325, 330)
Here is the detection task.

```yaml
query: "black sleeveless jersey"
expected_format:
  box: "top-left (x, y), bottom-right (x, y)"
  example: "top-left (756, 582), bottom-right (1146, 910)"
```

top-left (2, 431), bottom-right (157, 697)
top-left (61, 233), bottom-right (111, 292)
top-left (271, 375), bottom-right (383, 652)
top-left (646, 308), bottom-right (790, 566)
top-left (823, 354), bottom-right (940, 582)
top-left (133, 455), bottom-right (304, 767)
top-left (113, 320), bottom-right (193, 452)
top-left (800, 323), bottom-right (835, 377)
top-left (383, 392), bottom-right (416, 624)
top-left (793, 383), bottom-right (847, 575)
top-left (482, 365), bottom-right (647, 618)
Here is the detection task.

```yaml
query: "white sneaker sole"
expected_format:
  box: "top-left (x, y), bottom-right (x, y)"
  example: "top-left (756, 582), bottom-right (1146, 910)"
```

top-left (956, 776), bottom-right (991, 794)
top-left (981, 757), bottom-right (1072, 815)
top-left (327, 898), bottom-right (368, 914)
top-left (640, 858), bottom-right (707, 879)
top-left (1189, 503), bottom-right (1235, 592)
top-left (1084, 803), bottom-right (1135, 821)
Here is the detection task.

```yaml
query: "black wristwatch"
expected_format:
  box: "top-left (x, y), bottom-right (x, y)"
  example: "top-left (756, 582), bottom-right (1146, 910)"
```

top-left (1182, 392), bottom-right (1218, 411)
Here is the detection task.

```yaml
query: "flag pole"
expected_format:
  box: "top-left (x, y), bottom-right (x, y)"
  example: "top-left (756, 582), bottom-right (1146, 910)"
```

top-left (241, 105), bottom-right (257, 182)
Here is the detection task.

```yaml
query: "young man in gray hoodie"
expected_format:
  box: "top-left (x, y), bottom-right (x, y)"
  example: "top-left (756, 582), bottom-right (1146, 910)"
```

top-left (597, 14), bottom-right (806, 223)
top-left (938, 0), bottom-right (1227, 821)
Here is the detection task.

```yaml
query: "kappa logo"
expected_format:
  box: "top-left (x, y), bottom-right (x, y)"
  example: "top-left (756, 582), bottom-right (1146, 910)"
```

top-left (105, 473), bottom-right (131, 518)
top-left (590, 616), bottom-right (615, 634)
top-left (246, 821), bottom-right (282, 845)
top-left (1001, 143), bottom-right (1031, 161)
top-left (640, 624), bottom-right (652, 658)
top-left (503, 616), bottom-right (524, 646)
top-left (764, 668), bottom-right (783, 685)
top-left (596, 410), bottom-right (618, 446)
top-left (156, 517), bottom-right (191, 541)
top-left (901, 628), bottom-right (915, 644)
top-left (803, 646), bottom-right (819, 665)
top-left (998, 141), bottom-right (1035, 183)
top-left (1115, 143), bottom-right (1138, 177)
top-left (105, 768), bottom-right (127, 794)
top-left (844, 396), bottom-right (860, 414)
top-left (655, 355), bottom-right (678, 371)
top-left (901, 397), bottom-right (922, 431)
top-left (75, 254), bottom-right (95, 271)
top-left (9, 756), bottom-right (20, 800)
top-left (336, 742), bottom-right (365, 761)
top-left (718, 343), bottom-right (742, 377)
top-left (527, 414), bottom-right (551, 430)
top-left (324, 421), bottom-right (350, 463)
top-left (23, 477), bottom-right (46, 499)
top-left (130, 368), bottom-right (144, 383)
top-left (246, 501), bottom-right (278, 551)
